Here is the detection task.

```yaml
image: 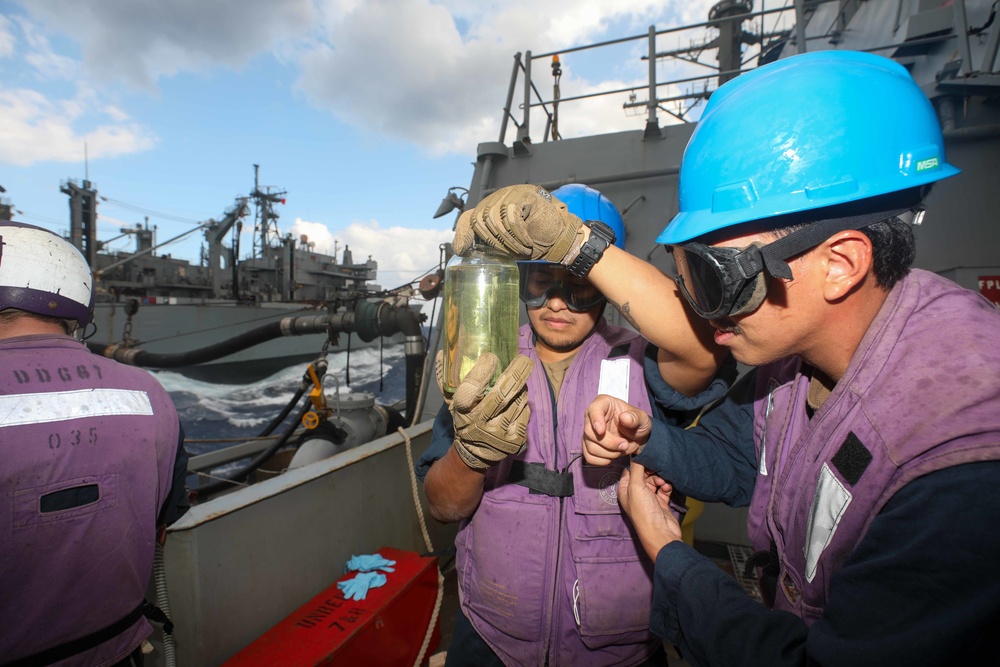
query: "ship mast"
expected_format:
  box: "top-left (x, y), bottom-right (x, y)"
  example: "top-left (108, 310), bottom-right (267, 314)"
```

top-left (249, 163), bottom-right (287, 259)
top-left (60, 178), bottom-right (100, 268)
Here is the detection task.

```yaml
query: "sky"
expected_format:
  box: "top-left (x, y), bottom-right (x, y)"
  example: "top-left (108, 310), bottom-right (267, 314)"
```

top-left (0, 0), bottom-right (738, 290)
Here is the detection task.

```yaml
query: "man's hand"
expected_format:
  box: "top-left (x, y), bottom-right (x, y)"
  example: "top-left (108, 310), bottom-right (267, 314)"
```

top-left (582, 394), bottom-right (652, 465)
top-left (453, 185), bottom-right (585, 265)
top-left (436, 350), bottom-right (533, 470)
top-left (619, 460), bottom-right (684, 561)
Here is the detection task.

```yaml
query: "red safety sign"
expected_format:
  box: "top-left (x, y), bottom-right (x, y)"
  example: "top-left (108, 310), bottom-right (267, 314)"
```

top-left (979, 276), bottom-right (1000, 307)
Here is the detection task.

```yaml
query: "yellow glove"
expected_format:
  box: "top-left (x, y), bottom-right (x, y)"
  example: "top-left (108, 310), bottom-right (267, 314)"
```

top-left (435, 350), bottom-right (533, 470)
top-left (452, 185), bottom-right (585, 266)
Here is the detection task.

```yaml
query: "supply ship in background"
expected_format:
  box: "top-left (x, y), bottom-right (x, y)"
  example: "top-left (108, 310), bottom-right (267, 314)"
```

top-left (16, 1), bottom-right (991, 665)
top-left (55, 165), bottom-right (428, 382)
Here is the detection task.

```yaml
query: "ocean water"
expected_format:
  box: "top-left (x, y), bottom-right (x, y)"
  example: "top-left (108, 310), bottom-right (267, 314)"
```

top-left (154, 344), bottom-right (409, 457)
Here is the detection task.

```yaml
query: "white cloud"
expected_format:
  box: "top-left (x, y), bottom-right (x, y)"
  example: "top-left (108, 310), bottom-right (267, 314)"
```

top-left (12, 0), bottom-right (721, 155)
top-left (19, 0), bottom-right (319, 89)
top-left (297, 0), bottom-right (501, 155)
top-left (14, 14), bottom-right (76, 79)
top-left (6, 0), bottom-right (730, 163)
top-left (0, 88), bottom-right (157, 166)
top-left (295, 0), bottom-right (724, 153)
top-left (0, 15), bottom-right (15, 58)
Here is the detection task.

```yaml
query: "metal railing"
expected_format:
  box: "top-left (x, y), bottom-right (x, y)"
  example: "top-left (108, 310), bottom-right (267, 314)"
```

top-left (496, 0), bottom-right (992, 147)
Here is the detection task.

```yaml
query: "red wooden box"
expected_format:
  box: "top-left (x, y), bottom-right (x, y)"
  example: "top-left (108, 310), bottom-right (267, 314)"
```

top-left (224, 547), bottom-right (440, 666)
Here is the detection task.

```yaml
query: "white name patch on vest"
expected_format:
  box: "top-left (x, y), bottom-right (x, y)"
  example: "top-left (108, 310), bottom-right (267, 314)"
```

top-left (804, 462), bottom-right (853, 582)
top-left (0, 389), bottom-right (154, 428)
top-left (598, 358), bottom-right (630, 402)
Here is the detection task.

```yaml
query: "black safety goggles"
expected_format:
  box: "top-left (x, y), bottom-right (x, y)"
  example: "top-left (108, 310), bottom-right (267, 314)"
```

top-left (518, 264), bottom-right (606, 312)
top-left (671, 207), bottom-right (910, 320)
top-left (672, 243), bottom-right (771, 319)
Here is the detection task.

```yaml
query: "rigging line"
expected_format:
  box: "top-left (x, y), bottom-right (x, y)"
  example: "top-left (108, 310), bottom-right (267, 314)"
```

top-left (15, 210), bottom-right (69, 227)
top-left (184, 435), bottom-right (281, 444)
top-left (386, 263), bottom-right (444, 292)
top-left (100, 197), bottom-right (203, 225)
top-left (192, 470), bottom-right (249, 487)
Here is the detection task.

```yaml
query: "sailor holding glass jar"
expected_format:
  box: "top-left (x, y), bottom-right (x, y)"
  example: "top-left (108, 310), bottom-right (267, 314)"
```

top-left (416, 184), bottom-right (731, 666)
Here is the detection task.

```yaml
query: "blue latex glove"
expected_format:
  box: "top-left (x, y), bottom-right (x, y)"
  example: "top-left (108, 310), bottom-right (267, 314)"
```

top-left (345, 553), bottom-right (396, 574)
top-left (337, 571), bottom-right (387, 601)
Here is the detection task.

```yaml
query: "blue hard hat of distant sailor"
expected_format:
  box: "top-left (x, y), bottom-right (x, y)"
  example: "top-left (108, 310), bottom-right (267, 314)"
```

top-left (551, 183), bottom-right (626, 250)
top-left (517, 184), bottom-right (623, 312)
top-left (657, 50), bottom-right (960, 245)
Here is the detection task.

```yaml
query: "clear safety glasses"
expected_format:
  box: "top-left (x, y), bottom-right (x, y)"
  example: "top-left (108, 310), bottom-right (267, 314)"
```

top-left (518, 264), bottom-right (606, 312)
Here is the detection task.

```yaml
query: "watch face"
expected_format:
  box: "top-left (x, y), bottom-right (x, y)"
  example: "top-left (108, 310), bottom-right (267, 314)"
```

top-left (571, 220), bottom-right (615, 278)
top-left (587, 220), bottom-right (615, 245)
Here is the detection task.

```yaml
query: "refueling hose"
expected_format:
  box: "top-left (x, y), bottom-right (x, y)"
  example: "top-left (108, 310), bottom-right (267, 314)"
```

top-left (87, 313), bottom-right (352, 368)
top-left (191, 395), bottom-right (313, 500)
top-left (259, 358), bottom-right (327, 438)
top-left (89, 300), bottom-right (428, 424)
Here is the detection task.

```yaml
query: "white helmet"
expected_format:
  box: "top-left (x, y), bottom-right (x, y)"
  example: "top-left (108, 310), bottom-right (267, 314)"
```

top-left (0, 221), bottom-right (94, 328)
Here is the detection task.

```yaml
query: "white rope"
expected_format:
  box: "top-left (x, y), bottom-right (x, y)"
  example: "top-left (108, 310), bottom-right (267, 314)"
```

top-left (400, 426), bottom-right (445, 667)
top-left (192, 470), bottom-right (249, 486)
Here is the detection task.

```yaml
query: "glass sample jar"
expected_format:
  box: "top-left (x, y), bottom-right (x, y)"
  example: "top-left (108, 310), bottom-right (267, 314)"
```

top-left (442, 241), bottom-right (520, 394)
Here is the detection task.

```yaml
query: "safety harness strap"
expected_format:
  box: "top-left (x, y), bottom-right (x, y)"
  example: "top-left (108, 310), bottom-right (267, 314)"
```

top-left (509, 460), bottom-right (574, 497)
top-left (744, 540), bottom-right (780, 608)
top-left (2, 600), bottom-right (171, 667)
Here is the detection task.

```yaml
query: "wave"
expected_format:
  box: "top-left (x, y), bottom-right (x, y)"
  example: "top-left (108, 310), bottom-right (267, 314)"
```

top-left (155, 344), bottom-right (409, 449)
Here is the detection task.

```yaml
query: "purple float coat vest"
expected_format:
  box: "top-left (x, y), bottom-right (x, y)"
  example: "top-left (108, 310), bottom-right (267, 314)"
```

top-left (0, 335), bottom-right (181, 666)
top-left (746, 269), bottom-right (1000, 623)
top-left (455, 320), bottom-right (658, 667)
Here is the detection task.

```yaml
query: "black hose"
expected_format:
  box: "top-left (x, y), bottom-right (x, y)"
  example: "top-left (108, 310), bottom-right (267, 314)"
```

top-left (406, 352), bottom-right (424, 426)
top-left (87, 314), bottom-right (347, 368)
top-left (192, 359), bottom-right (329, 499)
top-left (111, 301), bottom-right (429, 498)
top-left (192, 395), bottom-right (313, 500)
top-left (260, 384), bottom-right (307, 437)
top-left (376, 305), bottom-right (427, 424)
top-left (259, 359), bottom-right (327, 438)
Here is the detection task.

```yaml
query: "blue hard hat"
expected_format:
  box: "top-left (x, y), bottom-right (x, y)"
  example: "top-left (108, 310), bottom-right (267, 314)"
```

top-left (657, 50), bottom-right (960, 245)
top-left (552, 184), bottom-right (626, 250)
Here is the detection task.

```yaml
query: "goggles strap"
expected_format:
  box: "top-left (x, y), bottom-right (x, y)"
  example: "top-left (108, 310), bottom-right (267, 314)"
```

top-left (751, 207), bottom-right (910, 279)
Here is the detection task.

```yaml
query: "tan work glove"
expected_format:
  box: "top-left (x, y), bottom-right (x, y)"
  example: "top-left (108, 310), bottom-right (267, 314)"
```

top-left (453, 185), bottom-right (585, 266)
top-left (435, 350), bottom-right (534, 470)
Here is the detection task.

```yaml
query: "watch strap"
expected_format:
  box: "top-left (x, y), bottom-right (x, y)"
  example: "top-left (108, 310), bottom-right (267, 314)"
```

top-left (568, 220), bottom-right (615, 278)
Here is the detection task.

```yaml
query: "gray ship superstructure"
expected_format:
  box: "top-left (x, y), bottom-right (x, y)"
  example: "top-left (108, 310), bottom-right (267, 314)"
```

top-left (60, 165), bottom-right (424, 382)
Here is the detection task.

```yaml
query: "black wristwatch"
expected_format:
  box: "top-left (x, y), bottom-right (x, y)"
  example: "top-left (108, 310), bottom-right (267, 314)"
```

top-left (568, 220), bottom-right (616, 278)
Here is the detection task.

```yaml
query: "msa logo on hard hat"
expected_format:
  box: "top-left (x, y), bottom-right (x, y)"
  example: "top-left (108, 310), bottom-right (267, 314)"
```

top-left (916, 157), bottom-right (940, 172)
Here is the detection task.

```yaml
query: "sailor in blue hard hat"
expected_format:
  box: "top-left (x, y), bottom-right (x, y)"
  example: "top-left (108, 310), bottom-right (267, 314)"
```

top-left (517, 184), bottom-right (627, 353)
top-left (657, 50), bottom-right (959, 364)
top-left (601, 50), bottom-right (999, 666)
top-left (418, 184), bottom-right (723, 665)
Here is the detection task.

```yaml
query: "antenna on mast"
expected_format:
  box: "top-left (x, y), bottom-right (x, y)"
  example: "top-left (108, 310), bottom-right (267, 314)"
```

top-left (84, 142), bottom-right (89, 181)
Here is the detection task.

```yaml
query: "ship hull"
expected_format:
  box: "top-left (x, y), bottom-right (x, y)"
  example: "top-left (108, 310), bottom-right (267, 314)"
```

top-left (150, 423), bottom-right (457, 667)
